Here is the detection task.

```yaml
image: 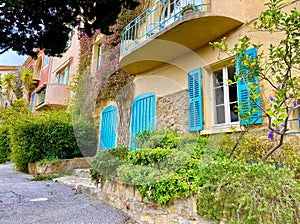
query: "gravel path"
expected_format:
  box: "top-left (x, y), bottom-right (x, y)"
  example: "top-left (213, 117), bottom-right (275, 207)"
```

top-left (0, 163), bottom-right (129, 224)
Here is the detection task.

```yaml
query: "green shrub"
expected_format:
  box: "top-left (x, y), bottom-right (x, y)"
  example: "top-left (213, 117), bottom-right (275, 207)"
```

top-left (133, 129), bottom-right (179, 149)
top-left (90, 145), bottom-right (128, 183)
top-left (197, 160), bottom-right (300, 223)
top-left (10, 110), bottom-right (82, 172)
top-left (127, 147), bottom-right (174, 166)
top-left (73, 116), bottom-right (98, 157)
top-left (0, 124), bottom-right (11, 163)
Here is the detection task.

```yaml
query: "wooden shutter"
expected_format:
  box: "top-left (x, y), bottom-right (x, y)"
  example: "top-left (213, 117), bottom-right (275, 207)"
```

top-left (99, 105), bottom-right (118, 150)
top-left (130, 93), bottom-right (156, 149)
top-left (237, 48), bottom-right (262, 125)
top-left (188, 68), bottom-right (203, 131)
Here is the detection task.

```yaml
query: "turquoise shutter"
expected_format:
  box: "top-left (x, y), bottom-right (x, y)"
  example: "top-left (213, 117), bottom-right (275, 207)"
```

top-left (63, 66), bottom-right (70, 84)
top-left (237, 48), bottom-right (262, 125)
top-left (130, 93), bottom-right (156, 150)
top-left (30, 92), bottom-right (36, 111)
top-left (56, 74), bottom-right (60, 84)
top-left (99, 105), bottom-right (118, 150)
top-left (188, 68), bottom-right (203, 131)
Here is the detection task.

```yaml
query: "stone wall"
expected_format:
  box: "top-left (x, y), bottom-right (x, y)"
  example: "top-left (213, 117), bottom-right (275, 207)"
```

top-left (82, 178), bottom-right (213, 224)
top-left (156, 90), bottom-right (188, 134)
top-left (28, 157), bottom-right (92, 175)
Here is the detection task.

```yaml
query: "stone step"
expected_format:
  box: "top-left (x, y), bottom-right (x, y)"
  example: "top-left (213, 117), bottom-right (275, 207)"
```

top-left (72, 168), bottom-right (91, 179)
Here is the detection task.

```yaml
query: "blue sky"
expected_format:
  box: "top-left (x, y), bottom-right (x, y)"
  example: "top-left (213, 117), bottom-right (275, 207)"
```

top-left (0, 50), bottom-right (28, 66)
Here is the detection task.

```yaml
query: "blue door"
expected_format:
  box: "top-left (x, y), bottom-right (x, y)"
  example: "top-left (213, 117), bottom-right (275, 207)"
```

top-left (130, 93), bottom-right (156, 149)
top-left (99, 105), bottom-right (118, 150)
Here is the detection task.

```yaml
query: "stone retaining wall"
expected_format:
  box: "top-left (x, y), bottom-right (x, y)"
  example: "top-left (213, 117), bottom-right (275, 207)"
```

top-left (28, 157), bottom-right (92, 175)
top-left (156, 90), bottom-right (188, 134)
top-left (87, 178), bottom-right (212, 224)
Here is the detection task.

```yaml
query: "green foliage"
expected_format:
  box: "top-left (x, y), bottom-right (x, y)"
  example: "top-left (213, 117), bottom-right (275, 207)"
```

top-left (91, 128), bottom-right (300, 222)
top-left (210, 0), bottom-right (300, 161)
top-left (90, 145), bottom-right (128, 183)
top-left (30, 174), bottom-right (63, 181)
top-left (197, 160), bottom-right (300, 223)
top-left (73, 116), bottom-right (98, 157)
top-left (9, 110), bottom-right (82, 172)
top-left (1, 0), bottom-right (139, 57)
top-left (0, 124), bottom-right (11, 163)
top-left (127, 147), bottom-right (174, 166)
top-left (133, 129), bottom-right (180, 149)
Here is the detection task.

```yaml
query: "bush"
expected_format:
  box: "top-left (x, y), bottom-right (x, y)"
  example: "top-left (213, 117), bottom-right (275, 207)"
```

top-left (90, 145), bottom-right (129, 183)
top-left (127, 147), bottom-right (174, 166)
top-left (0, 124), bottom-right (11, 163)
top-left (10, 110), bottom-right (82, 172)
top-left (133, 129), bottom-right (179, 149)
top-left (197, 160), bottom-right (300, 223)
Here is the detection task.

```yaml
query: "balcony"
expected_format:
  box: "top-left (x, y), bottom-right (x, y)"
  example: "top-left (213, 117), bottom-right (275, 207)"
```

top-left (36, 84), bottom-right (70, 110)
top-left (120, 0), bottom-right (244, 74)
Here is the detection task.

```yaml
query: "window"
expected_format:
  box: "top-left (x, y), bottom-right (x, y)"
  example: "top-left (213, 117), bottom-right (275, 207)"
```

top-left (56, 66), bottom-right (70, 84)
top-left (131, 93), bottom-right (156, 149)
top-left (212, 66), bottom-right (238, 125)
top-left (99, 105), bottom-right (118, 150)
top-left (44, 55), bottom-right (49, 68)
top-left (37, 89), bottom-right (46, 106)
top-left (30, 92), bottom-right (36, 111)
top-left (212, 48), bottom-right (262, 127)
top-left (188, 68), bottom-right (203, 131)
top-left (96, 45), bottom-right (102, 71)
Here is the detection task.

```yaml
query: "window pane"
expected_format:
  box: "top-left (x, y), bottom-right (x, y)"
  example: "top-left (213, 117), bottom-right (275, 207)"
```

top-left (214, 70), bottom-right (223, 87)
top-left (216, 105), bottom-right (225, 124)
top-left (215, 87), bottom-right (224, 105)
top-left (230, 102), bottom-right (239, 122)
top-left (228, 83), bottom-right (237, 103)
top-left (228, 66), bottom-right (235, 81)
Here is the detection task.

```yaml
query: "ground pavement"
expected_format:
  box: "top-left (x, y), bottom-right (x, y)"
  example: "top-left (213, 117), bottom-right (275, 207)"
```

top-left (0, 162), bottom-right (130, 224)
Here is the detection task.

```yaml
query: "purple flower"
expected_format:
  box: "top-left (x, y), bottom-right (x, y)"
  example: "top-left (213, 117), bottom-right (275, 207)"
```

top-left (293, 100), bottom-right (297, 107)
top-left (276, 127), bottom-right (280, 133)
top-left (71, 187), bottom-right (77, 191)
top-left (268, 130), bottom-right (274, 140)
top-left (277, 85), bottom-right (281, 90)
top-left (269, 96), bottom-right (275, 101)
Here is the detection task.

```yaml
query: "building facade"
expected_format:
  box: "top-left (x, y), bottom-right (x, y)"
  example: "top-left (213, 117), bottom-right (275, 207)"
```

top-left (95, 0), bottom-right (300, 150)
top-left (24, 28), bottom-right (80, 112)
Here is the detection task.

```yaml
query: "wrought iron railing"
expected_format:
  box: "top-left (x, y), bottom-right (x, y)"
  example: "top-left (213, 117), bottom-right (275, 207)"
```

top-left (120, 0), bottom-right (211, 57)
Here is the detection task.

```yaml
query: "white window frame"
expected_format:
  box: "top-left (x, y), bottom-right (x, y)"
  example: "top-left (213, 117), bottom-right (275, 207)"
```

top-left (211, 65), bottom-right (239, 128)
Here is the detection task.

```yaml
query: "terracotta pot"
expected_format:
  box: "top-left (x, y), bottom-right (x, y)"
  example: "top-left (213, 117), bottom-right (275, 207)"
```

top-left (182, 9), bottom-right (194, 16)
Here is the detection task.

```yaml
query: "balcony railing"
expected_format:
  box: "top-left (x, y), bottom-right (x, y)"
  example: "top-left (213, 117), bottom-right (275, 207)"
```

top-left (121, 0), bottom-right (211, 57)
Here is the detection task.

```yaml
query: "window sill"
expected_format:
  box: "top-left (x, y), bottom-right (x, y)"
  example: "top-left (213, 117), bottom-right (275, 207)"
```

top-left (200, 124), bottom-right (244, 135)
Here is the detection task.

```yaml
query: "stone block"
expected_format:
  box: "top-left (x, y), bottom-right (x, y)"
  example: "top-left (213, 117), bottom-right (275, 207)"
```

top-left (155, 214), bottom-right (169, 224)
top-left (140, 214), bottom-right (154, 224)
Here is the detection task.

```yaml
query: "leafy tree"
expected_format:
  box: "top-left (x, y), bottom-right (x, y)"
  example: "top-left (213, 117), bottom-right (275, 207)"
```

top-left (0, 0), bottom-right (139, 57)
top-left (0, 73), bottom-right (17, 106)
top-left (211, 0), bottom-right (300, 162)
top-left (21, 69), bottom-right (35, 103)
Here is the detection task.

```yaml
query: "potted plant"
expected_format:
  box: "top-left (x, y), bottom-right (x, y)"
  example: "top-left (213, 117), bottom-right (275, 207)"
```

top-left (181, 4), bottom-right (197, 16)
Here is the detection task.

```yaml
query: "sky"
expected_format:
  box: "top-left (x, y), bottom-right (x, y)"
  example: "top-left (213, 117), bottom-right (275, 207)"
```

top-left (0, 49), bottom-right (28, 66)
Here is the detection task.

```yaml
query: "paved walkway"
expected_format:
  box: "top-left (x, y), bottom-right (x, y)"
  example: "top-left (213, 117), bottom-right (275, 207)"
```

top-left (0, 163), bottom-right (129, 224)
